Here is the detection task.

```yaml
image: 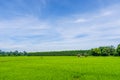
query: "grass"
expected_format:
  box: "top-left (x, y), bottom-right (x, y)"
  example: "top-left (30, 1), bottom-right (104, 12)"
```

top-left (0, 56), bottom-right (120, 80)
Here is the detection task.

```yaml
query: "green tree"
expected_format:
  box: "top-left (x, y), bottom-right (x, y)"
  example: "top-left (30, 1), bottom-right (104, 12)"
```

top-left (116, 44), bottom-right (120, 56)
top-left (13, 50), bottom-right (19, 56)
top-left (91, 48), bottom-right (101, 56)
top-left (23, 51), bottom-right (28, 56)
top-left (99, 46), bottom-right (115, 56)
top-left (109, 45), bottom-right (115, 55)
top-left (101, 47), bottom-right (110, 56)
top-left (0, 50), bottom-right (2, 56)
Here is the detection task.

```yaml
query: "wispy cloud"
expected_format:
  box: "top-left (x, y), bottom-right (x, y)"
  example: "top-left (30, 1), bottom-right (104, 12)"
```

top-left (0, 0), bottom-right (48, 19)
top-left (0, 0), bottom-right (120, 51)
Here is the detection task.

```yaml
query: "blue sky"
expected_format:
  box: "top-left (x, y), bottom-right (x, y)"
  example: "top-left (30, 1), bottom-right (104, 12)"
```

top-left (0, 0), bottom-right (120, 51)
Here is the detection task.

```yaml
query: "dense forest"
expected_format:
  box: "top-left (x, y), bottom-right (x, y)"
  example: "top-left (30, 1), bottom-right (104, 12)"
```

top-left (0, 44), bottom-right (120, 56)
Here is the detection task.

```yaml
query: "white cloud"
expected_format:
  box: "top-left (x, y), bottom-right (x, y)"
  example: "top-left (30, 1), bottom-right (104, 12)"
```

top-left (74, 18), bottom-right (88, 23)
top-left (0, 16), bottom-right (52, 51)
top-left (53, 4), bottom-right (120, 49)
top-left (0, 3), bottom-right (120, 51)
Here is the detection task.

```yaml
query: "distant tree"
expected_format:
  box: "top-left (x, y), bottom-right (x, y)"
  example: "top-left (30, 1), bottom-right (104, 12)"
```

top-left (0, 50), bottom-right (28, 56)
top-left (23, 51), bottom-right (28, 56)
top-left (91, 48), bottom-right (101, 56)
top-left (116, 44), bottom-right (120, 56)
top-left (7, 52), bottom-right (11, 56)
top-left (98, 46), bottom-right (115, 56)
top-left (109, 45), bottom-right (115, 55)
top-left (0, 50), bottom-right (2, 56)
top-left (101, 47), bottom-right (109, 56)
top-left (1, 51), bottom-right (5, 56)
top-left (13, 50), bottom-right (19, 56)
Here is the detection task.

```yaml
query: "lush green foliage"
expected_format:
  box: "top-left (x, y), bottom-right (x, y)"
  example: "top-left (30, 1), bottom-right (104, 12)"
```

top-left (28, 45), bottom-right (119, 56)
top-left (0, 56), bottom-right (120, 80)
top-left (91, 46), bottom-right (116, 56)
top-left (91, 48), bottom-right (101, 56)
top-left (28, 50), bottom-right (90, 56)
top-left (0, 50), bottom-right (28, 56)
top-left (116, 44), bottom-right (120, 56)
top-left (0, 44), bottom-right (120, 56)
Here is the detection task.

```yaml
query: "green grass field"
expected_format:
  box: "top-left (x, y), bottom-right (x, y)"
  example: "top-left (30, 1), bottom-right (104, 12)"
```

top-left (0, 56), bottom-right (120, 80)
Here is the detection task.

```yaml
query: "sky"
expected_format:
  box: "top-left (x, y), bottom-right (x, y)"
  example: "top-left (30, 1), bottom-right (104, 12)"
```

top-left (0, 0), bottom-right (120, 52)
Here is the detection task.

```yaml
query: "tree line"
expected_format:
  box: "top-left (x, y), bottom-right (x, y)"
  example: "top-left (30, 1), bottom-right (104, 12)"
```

top-left (28, 44), bottom-right (120, 56)
top-left (28, 50), bottom-right (89, 56)
top-left (91, 44), bottom-right (120, 56)
top-left (0, 50), bottom-right (28, 56)
top-left (0, 44), bottom-right (120, 56)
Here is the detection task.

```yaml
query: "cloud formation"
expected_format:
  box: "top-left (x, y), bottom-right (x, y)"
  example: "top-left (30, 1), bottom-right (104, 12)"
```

top-left (0, 0), bottom-right (120, 51)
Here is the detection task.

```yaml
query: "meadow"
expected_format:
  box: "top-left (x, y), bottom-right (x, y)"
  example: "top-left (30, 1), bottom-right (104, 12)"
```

top-left (0, 56), bottom-right (120, 80)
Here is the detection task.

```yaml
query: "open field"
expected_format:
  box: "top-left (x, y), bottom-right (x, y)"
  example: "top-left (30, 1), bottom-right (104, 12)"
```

top-left (0, 56), bottom-right (120, 80)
